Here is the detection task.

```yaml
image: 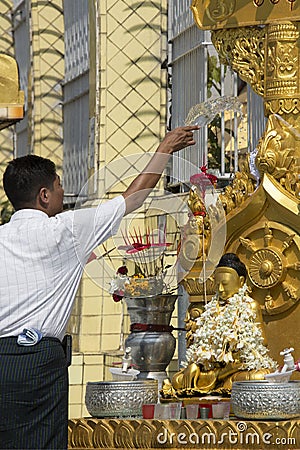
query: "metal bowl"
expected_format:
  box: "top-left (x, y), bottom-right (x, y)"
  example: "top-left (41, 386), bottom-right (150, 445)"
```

top-left (85, 379), bottom-right (158, 418)
top-left (231, 380), bottom-right (300, 420)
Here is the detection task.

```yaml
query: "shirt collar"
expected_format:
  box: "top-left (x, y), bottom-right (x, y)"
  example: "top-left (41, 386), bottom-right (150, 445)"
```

top-left (10, 208), bottom-right (49, 222)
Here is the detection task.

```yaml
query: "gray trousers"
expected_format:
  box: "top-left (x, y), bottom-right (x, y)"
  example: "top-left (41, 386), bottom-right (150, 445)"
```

top-left (0, 337), bottom-right (68, 449)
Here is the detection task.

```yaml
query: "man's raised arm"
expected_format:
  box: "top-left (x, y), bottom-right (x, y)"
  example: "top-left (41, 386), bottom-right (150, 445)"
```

top-left (122, 125), bottom-right (199, 214)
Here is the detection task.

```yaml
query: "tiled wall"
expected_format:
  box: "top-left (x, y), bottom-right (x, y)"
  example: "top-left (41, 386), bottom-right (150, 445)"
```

top-left (69, 353), bottom-right (104, 418)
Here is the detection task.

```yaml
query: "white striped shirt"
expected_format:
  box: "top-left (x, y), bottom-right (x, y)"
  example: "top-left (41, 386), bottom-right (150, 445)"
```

top-left (0, 195), bottom-right (125, 341)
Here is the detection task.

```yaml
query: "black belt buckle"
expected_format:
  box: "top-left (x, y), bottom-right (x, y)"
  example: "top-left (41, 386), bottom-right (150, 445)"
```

top-left (62, 334), bottom-right (72, 367)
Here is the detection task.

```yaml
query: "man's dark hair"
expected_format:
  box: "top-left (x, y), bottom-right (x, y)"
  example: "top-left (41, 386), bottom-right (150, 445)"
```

top-left (216, 253), bottom-right (247, 279)
top-left (3, 155), bottom-right (57, 210)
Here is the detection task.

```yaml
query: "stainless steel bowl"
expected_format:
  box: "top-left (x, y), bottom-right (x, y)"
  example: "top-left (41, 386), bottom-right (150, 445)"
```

top-left (231, 380), bottom-right (300, 420)
top-left (85, 379), bottom-right (158, 418)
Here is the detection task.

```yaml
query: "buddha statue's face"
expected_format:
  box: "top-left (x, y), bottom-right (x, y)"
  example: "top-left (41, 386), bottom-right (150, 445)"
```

top-left (214, 267), bottom-right (244, 301)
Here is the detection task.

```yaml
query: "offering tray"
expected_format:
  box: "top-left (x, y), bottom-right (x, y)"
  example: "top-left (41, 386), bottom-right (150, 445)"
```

top-left (231, 380), bottom-right (300, 420)
top-left (85, 379), bottom-right (158, 418)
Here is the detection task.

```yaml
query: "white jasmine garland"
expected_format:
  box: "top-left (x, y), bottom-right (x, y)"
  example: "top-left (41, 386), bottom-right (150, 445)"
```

top-left (184, 284), bottom-right (277, 371)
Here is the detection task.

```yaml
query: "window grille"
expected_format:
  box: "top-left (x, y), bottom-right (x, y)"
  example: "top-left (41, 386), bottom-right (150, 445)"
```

top-left (63, 0), bottom-right (89, 203)
top-left (168, 0), bottom-right (265, 188)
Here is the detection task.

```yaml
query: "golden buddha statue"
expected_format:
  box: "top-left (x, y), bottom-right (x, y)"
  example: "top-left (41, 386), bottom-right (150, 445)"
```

top-left (164, 254), bottom-right (277, 397)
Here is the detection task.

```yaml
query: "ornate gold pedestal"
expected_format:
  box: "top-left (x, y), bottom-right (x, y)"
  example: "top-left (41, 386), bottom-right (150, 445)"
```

top-left (68, 418), bottom-right (300, 449)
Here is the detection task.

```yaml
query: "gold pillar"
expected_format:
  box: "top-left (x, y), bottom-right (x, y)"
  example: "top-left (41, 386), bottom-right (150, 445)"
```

top-left (264, 22), bottom-right (300, 122)
top-left (212, 20), bottom-right (300, 131)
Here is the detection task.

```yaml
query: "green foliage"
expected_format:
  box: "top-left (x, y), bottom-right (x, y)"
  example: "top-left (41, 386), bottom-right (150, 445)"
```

top-left (0, 200), bottom-right (14, 225)
top-left (207, 55), bottom-right (221, 98)
top-left (207, 115), bottom-right (221, 168)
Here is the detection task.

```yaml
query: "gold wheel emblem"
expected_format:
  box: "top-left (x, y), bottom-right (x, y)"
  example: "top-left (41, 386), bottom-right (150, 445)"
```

top-left (234, 221), bottom-right (300, 315)
top-left (249, 248), bottom-right (283, 288)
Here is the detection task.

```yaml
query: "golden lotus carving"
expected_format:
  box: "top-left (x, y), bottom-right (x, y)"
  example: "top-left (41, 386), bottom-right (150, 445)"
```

top-left (255, 115), bottom-right (300, 196)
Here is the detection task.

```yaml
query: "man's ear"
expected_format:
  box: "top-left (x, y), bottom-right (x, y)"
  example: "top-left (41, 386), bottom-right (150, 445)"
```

top-left (39, 187), bottom-right (49, 205)
top-left (239, 275), bottom-right (245, 286)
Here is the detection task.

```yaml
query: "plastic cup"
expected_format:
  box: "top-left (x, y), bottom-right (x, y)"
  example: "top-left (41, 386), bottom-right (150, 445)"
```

top-left (142, 404), bottom-right (155, 419)
top-left (222, 402), bottom-right (231, 419)
top-left (199, 406), bottom-right (210, 419)
top-left (186, 404), bottom-right (199, 419)
top-left (154, 402), bottom-right (182, 419)
top-left (154, 403), bottom-right (169, 419)
top-left (168, 402), bottom-right (182, 419)
top-left (212, 402), bottom-right (230, 419)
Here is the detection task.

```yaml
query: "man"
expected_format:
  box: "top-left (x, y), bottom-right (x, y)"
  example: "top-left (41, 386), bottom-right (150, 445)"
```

top-left (0, 125), bottom-right (198, 449)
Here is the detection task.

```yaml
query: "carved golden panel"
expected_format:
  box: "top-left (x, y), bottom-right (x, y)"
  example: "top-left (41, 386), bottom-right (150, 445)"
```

top-left (211, 27), bottom-right (265, 96)
top-left (212, 22), bottom-right (300, 114)
top-left (255, 114), bottom-right (300, 190)
top-left (68, 418), bottom-right (300, 449)
top-left (191, 0), bottom-right (300, 30)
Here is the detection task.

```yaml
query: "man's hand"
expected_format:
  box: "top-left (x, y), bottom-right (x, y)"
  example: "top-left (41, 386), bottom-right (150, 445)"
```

top-left (157, 125), bottom-right (199, 155)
